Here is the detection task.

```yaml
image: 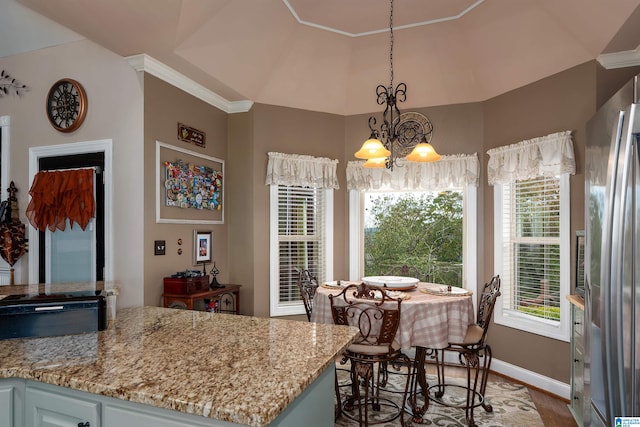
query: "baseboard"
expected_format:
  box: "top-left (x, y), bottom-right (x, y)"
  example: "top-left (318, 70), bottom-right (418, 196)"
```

top-left (490, 357), bottom-right (570, 400)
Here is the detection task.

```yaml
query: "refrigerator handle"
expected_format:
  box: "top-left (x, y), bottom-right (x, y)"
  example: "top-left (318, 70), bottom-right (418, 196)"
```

top-left (601, 109), bottom-right (626, 421)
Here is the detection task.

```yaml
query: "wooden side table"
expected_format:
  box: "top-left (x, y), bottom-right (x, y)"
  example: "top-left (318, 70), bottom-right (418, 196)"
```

top-left (163, 284), bottom-right (241, 314)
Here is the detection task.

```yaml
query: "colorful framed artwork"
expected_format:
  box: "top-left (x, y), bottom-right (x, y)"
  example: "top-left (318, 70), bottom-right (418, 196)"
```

top-left (156, 140), bottom-right (224, 224)
top-left (193, 230), bottom-right (213, 265)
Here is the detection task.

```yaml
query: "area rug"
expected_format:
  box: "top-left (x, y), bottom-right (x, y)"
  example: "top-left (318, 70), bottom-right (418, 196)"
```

top-left (334, 363), bottom-right (544, 427)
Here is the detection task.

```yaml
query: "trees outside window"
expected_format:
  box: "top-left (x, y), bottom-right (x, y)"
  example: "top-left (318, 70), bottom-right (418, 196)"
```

top-left (364, 191), bottom-right (463, 286)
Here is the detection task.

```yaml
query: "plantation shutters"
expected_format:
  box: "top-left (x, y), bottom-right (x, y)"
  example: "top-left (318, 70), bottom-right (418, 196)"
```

top-left (488, 131), bottom-right (575, 340)
top-left (266, 152), bottom-right (338, 317)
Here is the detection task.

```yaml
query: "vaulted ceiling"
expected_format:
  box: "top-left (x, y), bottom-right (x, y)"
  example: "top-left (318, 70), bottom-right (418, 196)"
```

top-left (9, 0), bottom-right (640, 115)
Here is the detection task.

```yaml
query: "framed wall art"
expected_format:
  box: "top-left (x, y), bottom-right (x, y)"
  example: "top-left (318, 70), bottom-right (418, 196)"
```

top-left (156, 141), bottom-right (224, 224)
top-left (193, 230), bottom-right (213, 265)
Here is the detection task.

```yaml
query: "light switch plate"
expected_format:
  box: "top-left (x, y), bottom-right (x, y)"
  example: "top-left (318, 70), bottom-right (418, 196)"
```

top-left (154, 240), bottom-right (166, 255)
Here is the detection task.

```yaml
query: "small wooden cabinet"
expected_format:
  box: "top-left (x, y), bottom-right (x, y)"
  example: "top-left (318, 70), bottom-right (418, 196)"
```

top-left (163, 284), bottom-right (241, 314)
top-left (568, 294), bottom-right (585, 427)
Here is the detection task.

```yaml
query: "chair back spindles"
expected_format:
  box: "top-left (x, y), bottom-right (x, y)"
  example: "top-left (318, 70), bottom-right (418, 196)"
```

top-left (476, 274), bottom-right (501, 344)
top-left (294, 267), bottom-right (319, 321)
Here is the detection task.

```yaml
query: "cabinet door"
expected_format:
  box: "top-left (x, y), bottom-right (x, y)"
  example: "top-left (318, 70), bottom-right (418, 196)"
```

top-left (26, 386), bottom-right (99, 427)
top-left (0, 381), bottom-right (24, 427)
top-left (0, 386), bottom-right (14, 427)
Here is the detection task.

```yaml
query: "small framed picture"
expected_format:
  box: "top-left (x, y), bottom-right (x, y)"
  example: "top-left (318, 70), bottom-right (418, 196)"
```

top-left (193, 230), bottom-right (213, 265)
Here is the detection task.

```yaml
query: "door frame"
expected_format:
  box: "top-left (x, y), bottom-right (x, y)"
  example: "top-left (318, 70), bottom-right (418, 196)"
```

top-left (28, 140), bottom-right (113, 284)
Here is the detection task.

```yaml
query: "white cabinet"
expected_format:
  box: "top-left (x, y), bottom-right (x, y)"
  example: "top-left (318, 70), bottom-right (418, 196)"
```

top-left (25, 385), bottom-right (99, 427)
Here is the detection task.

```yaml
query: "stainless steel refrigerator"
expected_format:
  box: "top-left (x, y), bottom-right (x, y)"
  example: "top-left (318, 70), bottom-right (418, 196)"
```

top-left (585, 75), bottom-right (640, 426)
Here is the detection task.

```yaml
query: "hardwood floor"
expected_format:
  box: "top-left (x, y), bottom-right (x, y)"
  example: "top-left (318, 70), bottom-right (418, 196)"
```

top-left (528, 386), bottom-right (578, 427)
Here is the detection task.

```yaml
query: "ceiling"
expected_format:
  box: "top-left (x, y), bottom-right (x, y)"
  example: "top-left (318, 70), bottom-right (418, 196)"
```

top-left (5, 0), bottom-right (640, 115)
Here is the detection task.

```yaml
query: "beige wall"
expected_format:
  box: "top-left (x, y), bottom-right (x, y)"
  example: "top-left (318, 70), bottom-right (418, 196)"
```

top-left (234, 103), bottom-right (346, 318)
top-left (143, 75), bottom-right (228, 307)
top-left (0, 39), bottom-right (144, 307)
top-left (482, 61), bottom-right (640, 383)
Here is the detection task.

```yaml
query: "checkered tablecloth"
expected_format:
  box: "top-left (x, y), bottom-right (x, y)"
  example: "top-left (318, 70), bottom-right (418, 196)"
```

top-left (311, 282), bottom-right (475, 349)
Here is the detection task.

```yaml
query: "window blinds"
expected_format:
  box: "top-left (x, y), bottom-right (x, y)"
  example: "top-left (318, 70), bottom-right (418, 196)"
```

top-left (277, 186), bottom-right (325, 304)
top-left (501, 176), bottom-right (561, 321)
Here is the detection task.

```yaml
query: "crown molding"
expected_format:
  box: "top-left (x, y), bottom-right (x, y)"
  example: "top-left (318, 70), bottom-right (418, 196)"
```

top-left (597, 46), bottom-right (640, 69)
top-left (125, 54), bottom-right (253, 114)
top-left (281, 0), bottom-right (484, 37)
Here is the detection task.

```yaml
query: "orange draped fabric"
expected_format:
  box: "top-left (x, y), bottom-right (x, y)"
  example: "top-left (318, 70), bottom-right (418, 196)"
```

top-left (26, 169), bottom-right (95, 232)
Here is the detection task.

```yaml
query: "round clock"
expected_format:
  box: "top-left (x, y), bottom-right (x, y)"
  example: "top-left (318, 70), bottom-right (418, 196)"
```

top-left (46, 78), bottom-right (87, 133)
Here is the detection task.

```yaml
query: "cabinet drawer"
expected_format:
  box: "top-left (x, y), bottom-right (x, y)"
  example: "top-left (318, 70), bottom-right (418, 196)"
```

top-left (573, 312), bottom-right (584, 337)
top-left (26, 386), bottom-right (99, 427)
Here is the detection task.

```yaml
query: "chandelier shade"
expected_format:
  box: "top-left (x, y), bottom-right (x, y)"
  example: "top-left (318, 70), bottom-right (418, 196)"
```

top-left (363, 157), bottom-right (388, 168)
top-left (354, 0), bottom-right (440, 170)
top-left (406, 140), bottom-right (442, 162)
top-left (354, 138), bottom-right (391, 159)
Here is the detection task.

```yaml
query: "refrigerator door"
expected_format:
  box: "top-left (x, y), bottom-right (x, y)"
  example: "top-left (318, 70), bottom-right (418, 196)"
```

top-left (586, 85), bottom-right (630, 427)
top-left (595, 97), bottom-right (640, 425)
top-left (605, 101), bottom-right (640, 420)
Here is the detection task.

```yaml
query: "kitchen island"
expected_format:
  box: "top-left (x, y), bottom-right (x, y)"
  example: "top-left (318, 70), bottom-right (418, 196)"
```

top-left (0, 306), bottom-right (357, 427)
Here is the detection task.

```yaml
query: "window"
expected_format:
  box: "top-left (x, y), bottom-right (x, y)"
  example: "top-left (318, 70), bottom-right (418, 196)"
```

top-left (346, 154), bottom-right (480, 303)
top-left (363, 190), bottom-right (465, 286)
top-left (269, 185), bottom-right (333, 316)
top-left (265, 152), bottom-right (338, 318)
top-left (490, 131), bottom-right (574, 342)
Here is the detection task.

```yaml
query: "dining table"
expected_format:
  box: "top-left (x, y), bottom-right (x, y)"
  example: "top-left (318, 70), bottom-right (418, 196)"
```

top-left (310, 280), bottom-right (476, 421)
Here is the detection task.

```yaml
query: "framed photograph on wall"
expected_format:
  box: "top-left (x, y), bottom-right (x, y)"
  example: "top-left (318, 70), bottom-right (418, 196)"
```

top-left (156, 140), bottom-right (224, 224)
top-left (194, 230), bottom-right (213, 265)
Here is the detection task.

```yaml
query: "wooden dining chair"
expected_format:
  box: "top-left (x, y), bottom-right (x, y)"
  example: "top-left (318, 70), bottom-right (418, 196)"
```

top-left (430, 274), bottom-right (501, 427)
top-left (294, 267), bottom-right (319, 321)
top-left (329, 283), bottom-right (412, 427)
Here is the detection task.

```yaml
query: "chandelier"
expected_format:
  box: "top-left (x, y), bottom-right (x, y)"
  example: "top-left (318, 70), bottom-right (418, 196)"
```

top-left (354, 0), bottom-right (441, 170)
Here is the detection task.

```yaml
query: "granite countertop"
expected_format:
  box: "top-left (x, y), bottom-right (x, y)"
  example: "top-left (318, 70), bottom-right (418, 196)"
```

top-left (0, 281), bottom-right (117, 298)
top-left (0, 306), bottom-right (357, 427)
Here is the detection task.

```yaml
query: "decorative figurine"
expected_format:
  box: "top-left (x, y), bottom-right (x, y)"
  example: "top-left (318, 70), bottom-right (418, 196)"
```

top-left (210, 262), bottom-right (224, 288)
top-left (0, 182), bottom-right (28, 284)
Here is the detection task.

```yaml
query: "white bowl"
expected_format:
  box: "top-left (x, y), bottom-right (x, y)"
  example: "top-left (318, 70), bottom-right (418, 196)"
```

top-left (362, 276), bottom-right (419, 289)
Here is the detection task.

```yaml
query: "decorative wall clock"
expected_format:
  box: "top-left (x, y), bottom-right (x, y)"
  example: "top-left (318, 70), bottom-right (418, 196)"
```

top-left (46, 78), bottom-right (87, 132)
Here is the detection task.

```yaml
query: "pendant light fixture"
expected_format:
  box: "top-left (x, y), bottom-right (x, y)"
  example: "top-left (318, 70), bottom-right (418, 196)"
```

top-left (354, 0), bottom-right (441, 169)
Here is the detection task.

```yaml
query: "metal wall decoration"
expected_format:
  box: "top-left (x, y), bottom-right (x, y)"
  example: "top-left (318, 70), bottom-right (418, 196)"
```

top-left (0, 70), bottom-right (29, 97)
top-left (0, 182), bottom-right (27, 284)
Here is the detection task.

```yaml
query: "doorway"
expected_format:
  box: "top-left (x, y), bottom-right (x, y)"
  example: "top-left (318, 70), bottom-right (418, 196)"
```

top-left (28, 140), bottom-right (113, 285)
top-left (37, 153), bottom-right (104, 283)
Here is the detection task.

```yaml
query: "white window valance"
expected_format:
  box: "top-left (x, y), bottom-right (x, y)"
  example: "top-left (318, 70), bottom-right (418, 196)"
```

top-left (487, 130), bottom-right (575, 185)
top-left (346, 153), bottom-right (480, 191)
top-left (265, 152), bottom-right (339, 189)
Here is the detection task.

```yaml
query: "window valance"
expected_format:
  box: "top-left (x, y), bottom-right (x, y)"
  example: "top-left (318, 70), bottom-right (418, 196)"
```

top-left (265, 152), bottom-right (339, 189)
top-left (487, 130), bottom-right (575, 185)
top-left (26, 168), bottom-right (95, 232)
top-left (346, 153), bottom-right (480, 191)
